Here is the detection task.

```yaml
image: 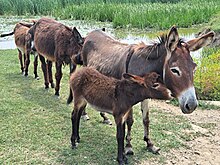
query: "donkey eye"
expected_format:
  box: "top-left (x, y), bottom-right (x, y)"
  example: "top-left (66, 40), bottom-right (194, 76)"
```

top-left (170, 68), bottom-right (180, 76)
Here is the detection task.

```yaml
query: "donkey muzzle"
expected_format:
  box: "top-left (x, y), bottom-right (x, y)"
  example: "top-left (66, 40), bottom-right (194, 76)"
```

top-left (178, 87), bottom-right (198, 114)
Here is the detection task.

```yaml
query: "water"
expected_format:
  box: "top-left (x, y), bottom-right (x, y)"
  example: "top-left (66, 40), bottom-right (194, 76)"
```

top-left (0, 16), bottom-right (202, 58)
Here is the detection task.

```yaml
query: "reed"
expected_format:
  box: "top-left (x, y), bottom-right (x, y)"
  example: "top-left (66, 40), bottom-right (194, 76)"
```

top-left (0, 0), bottom-right (219, 29)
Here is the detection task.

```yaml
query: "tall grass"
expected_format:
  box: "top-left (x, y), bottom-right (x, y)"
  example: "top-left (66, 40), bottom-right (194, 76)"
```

top-left (0, 0), bottom-right (219, 29)
top-left (57, 0), bottom-right (220, 29)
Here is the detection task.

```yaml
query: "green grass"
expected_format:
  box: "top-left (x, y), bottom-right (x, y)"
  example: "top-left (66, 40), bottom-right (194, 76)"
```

top-left (0, 49), bottom-right (209, 164)
top-left (0, 0), bottom-right (219, 29)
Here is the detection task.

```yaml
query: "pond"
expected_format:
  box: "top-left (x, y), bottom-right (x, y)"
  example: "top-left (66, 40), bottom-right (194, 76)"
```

top-left (0, 16), bottom-right (202, 58)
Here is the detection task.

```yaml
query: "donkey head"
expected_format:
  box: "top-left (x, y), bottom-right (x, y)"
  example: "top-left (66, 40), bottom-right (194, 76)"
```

top-left (67, 27), bottom-right (84, 62)
top-left (163, 26), bottom-right (215, 114)
top-left (123, 72), bottom-right (172, 100)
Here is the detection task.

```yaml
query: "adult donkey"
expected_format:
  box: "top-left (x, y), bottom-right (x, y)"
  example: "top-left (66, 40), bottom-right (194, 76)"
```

top-left (0, 21), bottom-right (39, 79)
top-left (68, 26), bottom-right (214, 155)
top-left (26, 17), bottom-right (84, 95)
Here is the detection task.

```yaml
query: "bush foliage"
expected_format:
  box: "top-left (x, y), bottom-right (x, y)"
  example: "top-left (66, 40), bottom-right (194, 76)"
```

top-left (194, 48), bottom-right (220, 100)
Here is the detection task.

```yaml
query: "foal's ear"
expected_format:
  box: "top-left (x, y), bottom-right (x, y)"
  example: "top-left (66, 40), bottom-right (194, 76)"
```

top-left (166, 26), bottom-right (179, 52)
top-left (123, 73), bottom-right (135, 80)
top-left (72, 27), bottom-right (84, 45)
top-left (187, 31), bottom-right (215, 51)
top-left (123, 73), bottom-right (144, 84)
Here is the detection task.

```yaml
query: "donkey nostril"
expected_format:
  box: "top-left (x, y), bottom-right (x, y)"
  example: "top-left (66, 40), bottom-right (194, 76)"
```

top-left (185, 103), bottom-right (190, 111)
top-left (185, 102), bottom-right (197, 112)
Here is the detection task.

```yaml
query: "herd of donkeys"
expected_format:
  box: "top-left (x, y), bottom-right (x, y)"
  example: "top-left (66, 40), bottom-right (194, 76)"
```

top-left (0, 17), bottom-right (216, 164)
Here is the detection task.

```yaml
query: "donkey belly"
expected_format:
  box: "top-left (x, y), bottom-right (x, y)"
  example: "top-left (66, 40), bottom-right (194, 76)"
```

top-left (35, 43), bottom-right (56, 61)
top-left (89, 104), bottom-right (113, 114)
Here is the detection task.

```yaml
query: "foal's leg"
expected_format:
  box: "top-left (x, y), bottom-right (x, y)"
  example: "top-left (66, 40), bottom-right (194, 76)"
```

top-left (125, 108), bottom-right (134, 155)
top-left (47, 60), bottom-right (54, 88)
top-left (55, 61), bottom-right (63, 96)
top-left (71, 98), bottom-right (86, 148)
top-left (141, 99), bottom-right (160, 154)
top-left (33, 53), bottom-right (39, 80)
top-left (18, 49), bottom-right (24, 73)
top-left (71, 108), bottom-right (79, 148)
top-left (39, 55), bottom-right (49, 89)
top-left (115, 117), bottom-right (127, 165)
top-left (76, 102), bottom-right (87, 143)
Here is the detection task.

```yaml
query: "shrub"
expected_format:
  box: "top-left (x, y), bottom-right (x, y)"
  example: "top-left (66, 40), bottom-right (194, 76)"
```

top-left (194, 48), bottom-right (220, 100)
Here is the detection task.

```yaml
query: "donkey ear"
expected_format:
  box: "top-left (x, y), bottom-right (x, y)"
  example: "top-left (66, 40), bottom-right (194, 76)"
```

top-left (72, 27), bottom-right (84, 45)
top-left (123, 73), bottom-right (135, 80)
top-left (166, 26), bottom-right (179, 52)
top-left (187, 31), bottom-right (215, 51)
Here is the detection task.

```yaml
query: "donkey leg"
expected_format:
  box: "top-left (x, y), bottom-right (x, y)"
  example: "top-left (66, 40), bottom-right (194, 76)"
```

top-left (71, 98), bottom-right (87, 148)
top-left (47, 60), bottom-right (54, 88)
top-left (39, 55), bottom-right (49, 89)
top-left (24, 34), bottom-right (32, 77)
top-left (67, 63), bottom-right (77, 104)
top-left (76, 102), bottom-right (87, 143)
top-left (141, 99), bottom-right (160, 154)
top-left (100, 112), bottom-right (112, 125)
top-left (55, 61), bottom-right (63, 96)
top-left (125, 108), bottom-right (134, 155)
top-left (24, 52), bottom-right (30, 77)
top-left (81, 110), bottom-right (90, 121)
top-left (71, 109), bottom-right (78, 148)
top-left (115, 118), bottom-right (127, 165)
top-left (18, 49), bottom-right (24, 73)
top-left (33, 54), bottom-right (39, 80)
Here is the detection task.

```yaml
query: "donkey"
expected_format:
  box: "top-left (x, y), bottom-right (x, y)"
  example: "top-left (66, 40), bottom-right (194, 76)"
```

top-left (67, 26), bottom-right (215, 155)
top-left (0, 22), bottom-right (39, 79)
top-left (69, 67), bottom-right (172, 165)
top-left (25, 17), bottom-right (84, 95)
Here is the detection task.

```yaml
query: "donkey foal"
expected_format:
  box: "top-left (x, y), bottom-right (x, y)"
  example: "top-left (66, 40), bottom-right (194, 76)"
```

top-left (69, 67), bottom-right (172, 165)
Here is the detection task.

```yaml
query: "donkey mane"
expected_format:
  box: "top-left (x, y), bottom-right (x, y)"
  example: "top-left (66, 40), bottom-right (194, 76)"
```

top-left (134, 34), bottom-right (186, 60)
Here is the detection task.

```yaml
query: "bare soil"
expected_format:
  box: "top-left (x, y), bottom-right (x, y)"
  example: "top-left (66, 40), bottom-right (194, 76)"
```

top-left (148, 100), bottom-right (220, 165)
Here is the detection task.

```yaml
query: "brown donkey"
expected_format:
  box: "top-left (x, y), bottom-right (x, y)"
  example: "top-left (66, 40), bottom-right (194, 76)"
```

top-left (0, 22), bottom-right (39, 79)
top-left (68, 26), bottom-right (215, 155)
top-left (69, 67), bottom-right (172, 165)
top-left (26, 17), bottom-right (84, 95)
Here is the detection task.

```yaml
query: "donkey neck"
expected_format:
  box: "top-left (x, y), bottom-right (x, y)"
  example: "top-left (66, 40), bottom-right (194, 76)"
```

top-left (128, 43), bottom-right (167, 78)
top-left (115, 80), bottom-right (150, 107)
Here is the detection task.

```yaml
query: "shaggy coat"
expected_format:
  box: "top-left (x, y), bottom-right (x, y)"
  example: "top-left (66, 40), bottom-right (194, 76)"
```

top-left (0, 22), bottom-right (39, 78)
top-left (26, 17), bottom-right (84, 95)
top-left (69, 67), bottom-right (172, 164)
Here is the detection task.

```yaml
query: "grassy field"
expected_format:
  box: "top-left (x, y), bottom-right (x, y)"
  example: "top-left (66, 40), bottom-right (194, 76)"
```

top-left (0, 49), bottom-right (205, 164)
top-left (0, 0), bottom-right (220, 29)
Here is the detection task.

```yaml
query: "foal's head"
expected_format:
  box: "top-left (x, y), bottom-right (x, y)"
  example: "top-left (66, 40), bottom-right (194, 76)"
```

top-left (123, 72), bottom-right (172, 100)
top-left (163, 26), bottom-right (215, 114)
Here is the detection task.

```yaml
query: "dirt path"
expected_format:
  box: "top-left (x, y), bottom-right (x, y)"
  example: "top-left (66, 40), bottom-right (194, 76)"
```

top-left (149, 100), bottom-right (220, 165)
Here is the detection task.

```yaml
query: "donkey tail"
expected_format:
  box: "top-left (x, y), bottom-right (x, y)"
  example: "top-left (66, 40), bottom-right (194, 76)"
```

top-left (67, 88), bottom-right (73, 104)
top-left (0, 31), bottom-right (14, 37)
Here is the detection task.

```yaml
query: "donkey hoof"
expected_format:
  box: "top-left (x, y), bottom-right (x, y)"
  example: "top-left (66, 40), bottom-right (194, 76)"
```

top-left (51, 83), bottom-right (55, 88)
top-left (55, 91), bottom-right (60, 96)
top-left (71, 145), bottom-right (77, 149)
top-left (125, 147), bottom-right (134, 155)
top-left (103, 119), bottom-right (112, 125)
top-left (147, 145), bottom-right (160, 154)
top-left (45, 85), bottom-right (49, 89)
top-left (81, 114), bottom-right (90, 121)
